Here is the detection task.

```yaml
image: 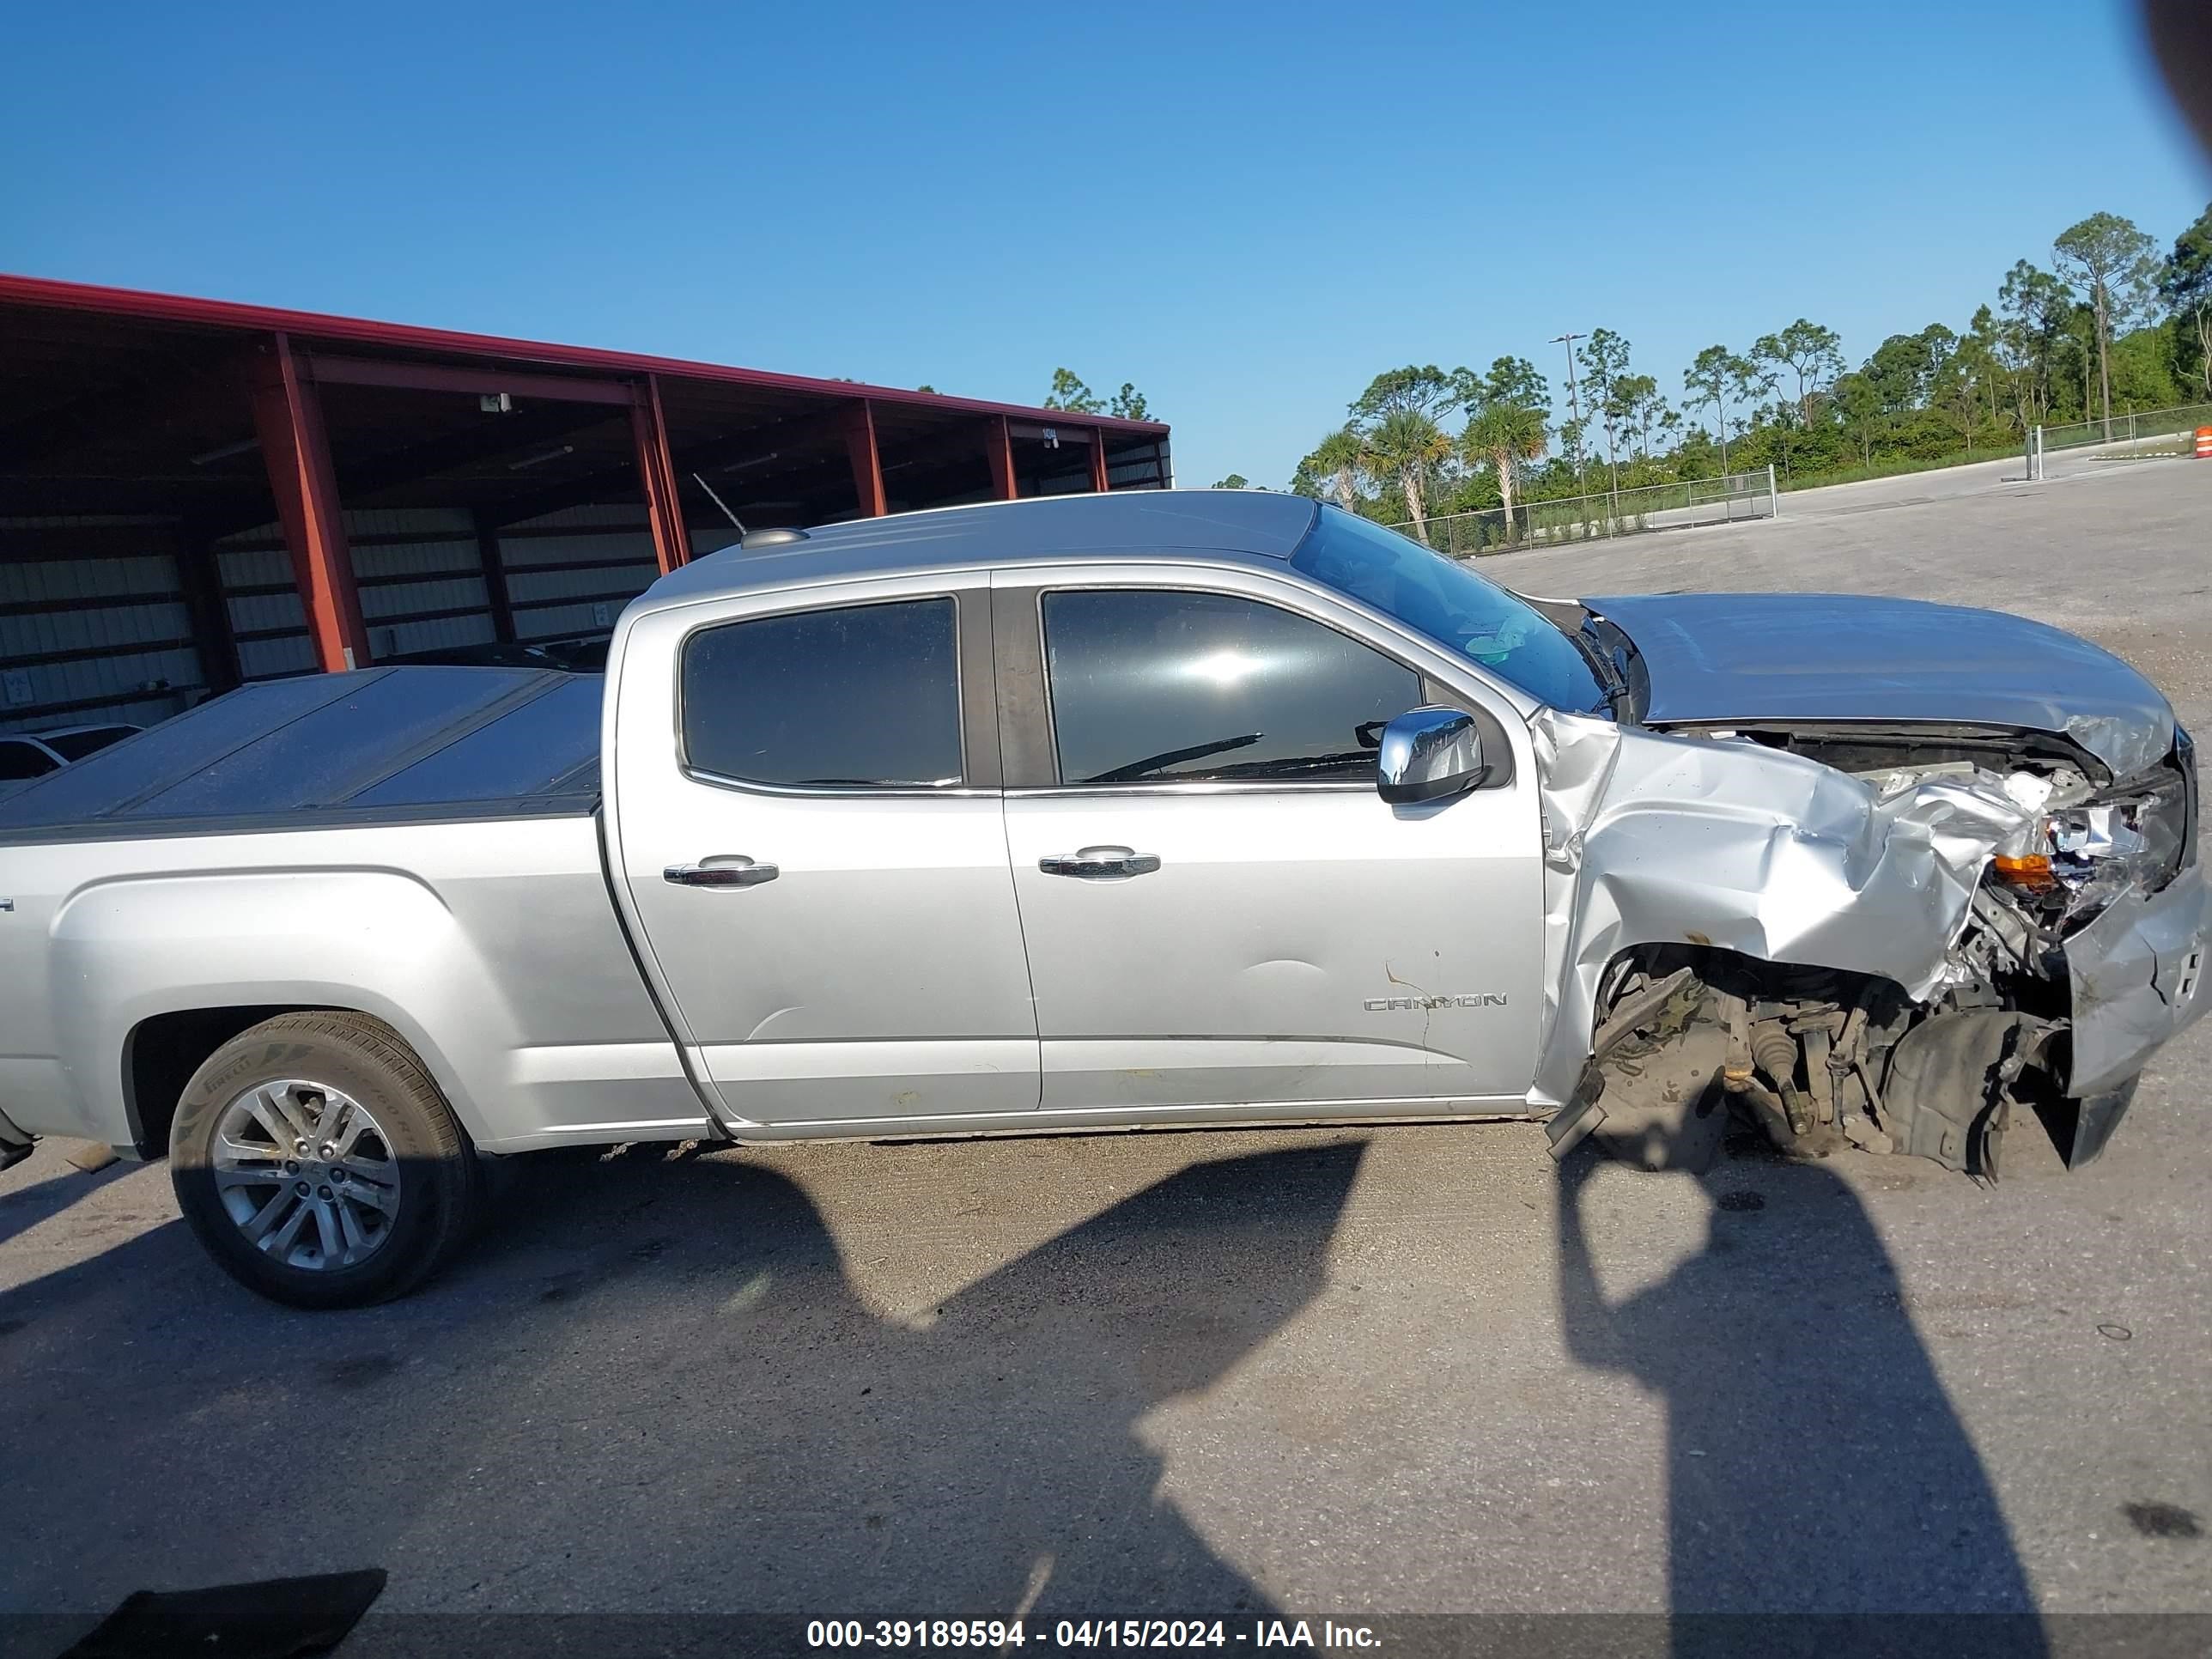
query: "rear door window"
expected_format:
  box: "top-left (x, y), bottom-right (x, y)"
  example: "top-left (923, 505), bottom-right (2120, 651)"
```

top-left (681, 598), bottom-right (963, 789)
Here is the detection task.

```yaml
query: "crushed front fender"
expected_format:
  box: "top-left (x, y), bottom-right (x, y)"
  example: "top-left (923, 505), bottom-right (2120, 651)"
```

top-left (2063, 867), bottom-right (2210, 1098)
top-left (1528, 710), bottom-right (2039, 1109)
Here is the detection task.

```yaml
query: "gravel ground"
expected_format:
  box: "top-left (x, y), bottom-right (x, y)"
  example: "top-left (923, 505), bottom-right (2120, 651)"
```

top-left (2, 456), bottom-right (2208, 1649)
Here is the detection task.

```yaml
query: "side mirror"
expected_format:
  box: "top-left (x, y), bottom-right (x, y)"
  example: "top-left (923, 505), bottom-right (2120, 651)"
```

top-left (1376, 707), bottom-right (1485, 805)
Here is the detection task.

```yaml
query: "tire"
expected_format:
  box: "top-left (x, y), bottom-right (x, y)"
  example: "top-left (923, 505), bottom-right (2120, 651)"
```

top-left (169, 1012), bottom-right (480, 1309)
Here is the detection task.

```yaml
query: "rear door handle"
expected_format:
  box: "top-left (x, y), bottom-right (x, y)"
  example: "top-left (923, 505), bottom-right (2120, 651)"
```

top-left (1038, 845), bottom-right (1162, 880)
top-left (665, 857), bottom-right (779, 889)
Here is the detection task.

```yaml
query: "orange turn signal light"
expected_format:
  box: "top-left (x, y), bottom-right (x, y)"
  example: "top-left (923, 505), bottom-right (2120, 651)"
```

top-left (1993, 854), bottom-right (2057, 894)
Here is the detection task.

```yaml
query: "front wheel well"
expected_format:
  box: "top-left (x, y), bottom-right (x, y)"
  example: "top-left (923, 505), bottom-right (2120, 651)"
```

top-left (123, 1006), bottom-right (341, 1158)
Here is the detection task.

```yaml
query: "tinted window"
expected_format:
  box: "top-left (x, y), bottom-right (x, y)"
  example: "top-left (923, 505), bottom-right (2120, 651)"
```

top-left (0, 740), bottom-right (57, 781)
top-left (1043, 590), bottom-right (1419, 784)
top-left (1291, 507), bottom-right (1608, 714)
top-left (683, 598), bottom-right (963, 788)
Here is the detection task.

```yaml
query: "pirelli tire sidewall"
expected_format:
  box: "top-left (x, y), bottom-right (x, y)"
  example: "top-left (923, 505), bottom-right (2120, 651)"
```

top-left (169, 1012), bottom-right (479, 1310)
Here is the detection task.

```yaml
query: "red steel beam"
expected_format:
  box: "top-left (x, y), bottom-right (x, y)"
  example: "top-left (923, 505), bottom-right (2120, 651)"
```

top-left (629, 374), bottom-right (691, 574)
top-left (251, 332), bottom-right (370, 672)
top-left (986, 415), bottom-right (1018, 501)
top-left (302, 351), bottom-right (635, 406)
top-left (844, 399), bottom-right (887, 518)
top-left (0, 272), bottom-right (1171, 440)
top-left (1089, 426), bottom-right (1111, 493)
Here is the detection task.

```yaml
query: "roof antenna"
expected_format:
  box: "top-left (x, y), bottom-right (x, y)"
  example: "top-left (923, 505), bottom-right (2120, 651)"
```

top-left (691, 471), bottom-right (746, 534)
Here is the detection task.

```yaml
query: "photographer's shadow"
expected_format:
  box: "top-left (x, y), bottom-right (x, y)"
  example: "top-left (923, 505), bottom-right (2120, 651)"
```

top-left (0, 1139), bottom-right (1366, 1629)
top-left (1555, 1143), bottom-right (2045, 1655)
top-left (492, 1137), bottom-right (1370, 1618)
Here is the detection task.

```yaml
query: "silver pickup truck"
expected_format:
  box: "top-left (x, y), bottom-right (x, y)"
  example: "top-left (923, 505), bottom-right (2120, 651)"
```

top-left (1, 491), bottom-right (2202, 1306)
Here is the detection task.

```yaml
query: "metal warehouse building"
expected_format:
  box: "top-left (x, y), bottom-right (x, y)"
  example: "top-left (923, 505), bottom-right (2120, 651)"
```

top-left (0, 275), bottom-right (1172, 732)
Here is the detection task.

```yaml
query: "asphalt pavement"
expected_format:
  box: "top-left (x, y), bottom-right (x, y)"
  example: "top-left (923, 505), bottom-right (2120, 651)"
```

top-left (2, 456), bottom-right (2208, 1649)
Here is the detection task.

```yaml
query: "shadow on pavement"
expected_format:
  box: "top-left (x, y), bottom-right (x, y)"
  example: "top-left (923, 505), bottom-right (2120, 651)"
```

top-left (0, 1155), bottom-right (133, 1254)
top-left (0, 1138), bottom-right (1364, 1634)
top-left (1556, 1141), bottom-right (2047, 1656)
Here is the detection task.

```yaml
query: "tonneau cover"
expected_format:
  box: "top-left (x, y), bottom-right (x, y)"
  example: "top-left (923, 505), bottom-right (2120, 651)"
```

top-left (0, 666), bottom-right (601, 840)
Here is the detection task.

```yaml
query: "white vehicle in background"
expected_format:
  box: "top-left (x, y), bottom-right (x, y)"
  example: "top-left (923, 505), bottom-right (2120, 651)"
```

top-left (0, 492), bottom-right (2200, 1308)
top-left (0, 723), bottom-right (143, 800)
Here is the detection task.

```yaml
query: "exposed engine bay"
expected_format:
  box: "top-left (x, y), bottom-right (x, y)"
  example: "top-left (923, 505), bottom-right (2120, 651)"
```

top-left (1532, 712), bottom-right (2201, 1181)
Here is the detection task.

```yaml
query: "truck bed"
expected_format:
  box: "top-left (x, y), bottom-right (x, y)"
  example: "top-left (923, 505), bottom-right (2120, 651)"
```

top-left (0, 667), bottom-right (707, 1156)
top-left (0, 666), bottom-right (601, 844)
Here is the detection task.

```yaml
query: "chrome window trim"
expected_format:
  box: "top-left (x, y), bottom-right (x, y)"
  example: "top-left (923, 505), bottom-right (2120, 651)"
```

top-left (1005, 780), bottom-right (1372, 800)
top-left (678, 769), bottom-right (994, 801)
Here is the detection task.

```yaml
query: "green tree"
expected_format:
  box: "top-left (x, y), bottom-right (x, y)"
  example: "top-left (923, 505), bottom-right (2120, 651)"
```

top-left (1109, 383), bottom-right (1151, 421)
top-left (1461, 404), bottom-right (1547, 542)
top-left (1996, 261), bottom-right (2071, 426)
top-left (1831, 370), bottom-right (1884, 465)
top-left (2158, 203), bottom-right (2212, 398)
top-left (2052, 212), bottom-right (2160, 436)
top-left (1349, 365), bottom-right (1465, 426)
top-left (1930, 331), bottom-right (1992, 454)
top-left (1751, 319), bottom-right (1844, 431)
top-left (1468, 356), bottom-right (1550, 413)
top-left (1609, 372), bottom-right (1664, 458)
top-left (1577, 329), bottom-right (1632, 501)
top-left (1358, 409), bottom-right (1453, 546)
top-left (1303, 426), bottom-right (1366, 511)
top-left (1042, 368), bottom-right (1103, 414)
top-left (1457, 357), bottom-right (1551, 541)
top-left (1210, 473), bottom-right (1250, 490)
top-left (1682, 346), bottom-right (1756, 474)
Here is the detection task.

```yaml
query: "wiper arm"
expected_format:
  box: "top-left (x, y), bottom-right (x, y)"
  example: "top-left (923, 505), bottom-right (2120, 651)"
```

top-left (1086, 732), bottom-right (1263, 783)
top-left (1561, 624), bottom-right (1627, 718)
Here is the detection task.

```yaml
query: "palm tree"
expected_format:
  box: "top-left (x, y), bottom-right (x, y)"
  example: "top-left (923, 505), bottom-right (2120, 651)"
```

top-left (1358, 410), bottom-right (1452, 545)
top-left (1461, 403), bottom-right (1547, 544)
top-left (1308, 427), bottom-right (1364, 510)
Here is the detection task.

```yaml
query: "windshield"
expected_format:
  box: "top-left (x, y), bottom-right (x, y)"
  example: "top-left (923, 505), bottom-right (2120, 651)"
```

top-left (1289, 507), bottom-right (1610, 714)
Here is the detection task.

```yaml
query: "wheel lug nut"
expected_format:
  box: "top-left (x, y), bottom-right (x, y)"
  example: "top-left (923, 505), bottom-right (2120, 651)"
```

top-left (318, 1185), bottom-right (333, 1200)
top-left (294, 1181), bottom-right (310, 1196)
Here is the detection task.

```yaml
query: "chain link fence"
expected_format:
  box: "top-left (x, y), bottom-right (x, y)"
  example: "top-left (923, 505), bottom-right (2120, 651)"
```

top-left (2035, 403), bottom-right (2212, 460)
top-left (1393, 468), bottom-right (1778, 557)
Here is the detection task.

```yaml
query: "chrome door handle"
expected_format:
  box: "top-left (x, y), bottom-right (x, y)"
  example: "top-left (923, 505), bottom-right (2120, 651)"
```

top-left (1038, 845), bottom-right (1162, 879)
top-left (664, 857), bottom-right (779, 889)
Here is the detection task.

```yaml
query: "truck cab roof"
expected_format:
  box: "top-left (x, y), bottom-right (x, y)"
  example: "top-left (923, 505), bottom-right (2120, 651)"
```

top-left (639, 490), bottom-right (1322, 613)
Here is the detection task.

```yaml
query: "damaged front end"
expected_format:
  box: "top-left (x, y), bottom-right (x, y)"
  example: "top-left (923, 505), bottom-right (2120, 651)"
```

top-left (1532, 712), bottom-right (2204, 1179)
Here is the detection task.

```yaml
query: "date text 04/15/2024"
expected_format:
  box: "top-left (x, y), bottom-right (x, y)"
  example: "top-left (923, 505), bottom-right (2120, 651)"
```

top-left (805, 1620), bottom-right (1382, 1649)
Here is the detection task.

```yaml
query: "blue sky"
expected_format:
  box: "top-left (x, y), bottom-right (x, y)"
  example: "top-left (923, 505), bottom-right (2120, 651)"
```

top-left (4, 2), bottom-right (2207, 492)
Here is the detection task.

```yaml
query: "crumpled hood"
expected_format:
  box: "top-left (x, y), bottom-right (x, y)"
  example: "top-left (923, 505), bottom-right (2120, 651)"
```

top-left (1584, 591), bottom-right (2175, 781)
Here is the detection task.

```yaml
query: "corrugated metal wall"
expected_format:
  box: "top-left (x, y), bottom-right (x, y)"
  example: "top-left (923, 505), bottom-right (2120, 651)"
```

top-left (216, 525), bottom-right (313, 680)
top-left (1105, 436), bottom-right (1172, 490)
top-left (215, 505), bottom-right (666, 677)
top-left (0, 516), bottom-right (210, 734)
top-left (353, 508), bottom-right (495, 660)
top-left (494, 505), bottom-right (662, 644)
top-left (220, 507), bottom-right (500, 677)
